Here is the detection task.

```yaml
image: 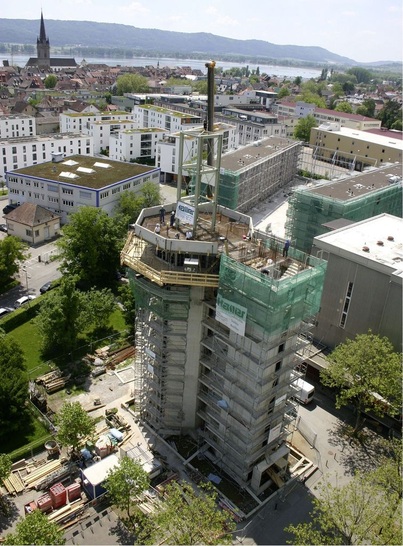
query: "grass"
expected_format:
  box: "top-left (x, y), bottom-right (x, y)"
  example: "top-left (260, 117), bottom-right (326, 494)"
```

top-left (7, 319), bottom-right (52, 378)
top-left (2, 407), bottom-right (51, 460)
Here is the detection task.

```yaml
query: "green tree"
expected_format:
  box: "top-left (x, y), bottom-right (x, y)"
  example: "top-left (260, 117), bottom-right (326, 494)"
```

top-left (0, 453), bottom-right (12, 514)
top-left (0, 332), bottom-right (29, 442)
top-left (4, 509), bottom-right (65, 545)
top-left (293, 114), bottom-right (317, 143)
top-left (118, 283), bottom-right (136, 332)
top-left (80, 287), bottom-right (116, 331)
top-left (320, 332), bottom-right (402, 434)
top-left (104, 456), bottom-right (149, 522)
top-left (277, 86), bottom-right (290, 99)
top-left (377, 100), bottom-right (402, 129)
top-left (44, 74), bottom-right (57, 89)
top-left (57, 207), bottom-right (123, 287)
top-left (147, 481), bottom-right (236, 545)
top-left (334, 101), bottom-right (353, 113)
top-left (347, 67), bottom-right (372, 84)
top-left (285, 473), bottom-right (401, 545)
top-left (294, 76), bottom-right (302, 86)
top-left (36, 276), bottom-right (84, 352)
top-left (115, 190), bottom-right (145, 225)
top-left (140, 181), bottom-right (161, 207)
top-left (55, 401), bottom-right (95, 454)
top-left (342, 81), bottom-right (355, 95)
top-left (0, 236), bottom-right (29, 286)
top-left (116, 73), bottom-right (149, 95)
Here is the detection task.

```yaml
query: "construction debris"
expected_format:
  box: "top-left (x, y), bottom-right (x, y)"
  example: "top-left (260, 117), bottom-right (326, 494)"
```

top-left (35, 370), bottom-right (71, 394)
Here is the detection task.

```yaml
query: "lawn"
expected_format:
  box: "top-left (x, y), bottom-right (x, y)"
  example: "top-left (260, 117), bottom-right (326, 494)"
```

top-left (2, 407), bottom-right (51, 461)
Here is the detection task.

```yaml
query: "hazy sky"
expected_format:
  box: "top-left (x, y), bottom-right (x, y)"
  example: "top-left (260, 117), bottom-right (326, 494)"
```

top-left (2, 0), bottom-right (402, 63)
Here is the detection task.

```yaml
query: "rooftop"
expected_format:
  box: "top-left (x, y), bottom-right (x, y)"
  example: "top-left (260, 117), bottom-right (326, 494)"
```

top-left (314, 214), bottom-right (403, 275)
top-left (9, 155), bottom-right (157, 189)
top-left (62, 110), bottom-right (129, 118)
top-left (220, 136), bottom-right (299, 173)
top-left (136, 104), bottom-right (202, 120)
top-left (315, 125), bottom-right (403, 150)
top-left (307, 163), bottom-right (402, 201)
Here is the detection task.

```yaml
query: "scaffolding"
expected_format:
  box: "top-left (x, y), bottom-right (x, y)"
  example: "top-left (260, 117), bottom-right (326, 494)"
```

top-left (285, 179), bottom-right (402, 252)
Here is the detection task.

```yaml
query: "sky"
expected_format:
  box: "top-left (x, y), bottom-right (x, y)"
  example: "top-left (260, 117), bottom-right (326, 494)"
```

top-left (2, 0), bottom-right (402, 63)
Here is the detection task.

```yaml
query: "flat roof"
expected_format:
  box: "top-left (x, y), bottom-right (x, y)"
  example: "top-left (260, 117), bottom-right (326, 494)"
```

top-left (221, 136), bottom-right (298, 173)
top-left (1, 132), bottom-right (87, 145)
top-left (308, 163), bottom-right (402, 201)
top-left (82, 454), bottom-right (119, 485)
top-left (314, 213), bottom-right (403, 273)
top-left (315, 125), bottom-right (403, 150)
top-left (136, 104), bottom-right (202, 120)
top-left (9, 155), bottom-right (157, 189)
top-left (62, 111), bottom-right (129, 118)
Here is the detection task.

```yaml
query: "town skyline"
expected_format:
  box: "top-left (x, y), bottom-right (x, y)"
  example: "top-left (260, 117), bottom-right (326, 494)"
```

top-left (2, 0), bottom-right (402, 64)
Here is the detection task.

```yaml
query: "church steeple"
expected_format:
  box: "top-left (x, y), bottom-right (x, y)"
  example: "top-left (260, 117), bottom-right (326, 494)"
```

top-left (37, 10), bottom-right (50, 68)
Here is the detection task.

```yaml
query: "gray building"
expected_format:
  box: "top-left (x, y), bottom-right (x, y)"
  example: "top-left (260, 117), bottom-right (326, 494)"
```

top-left (312, 213), bottom-right (402, 352)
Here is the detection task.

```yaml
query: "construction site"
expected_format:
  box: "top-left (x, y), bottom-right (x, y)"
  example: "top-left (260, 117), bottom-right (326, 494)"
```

top-left (120, 63), bottom-right (327, 497)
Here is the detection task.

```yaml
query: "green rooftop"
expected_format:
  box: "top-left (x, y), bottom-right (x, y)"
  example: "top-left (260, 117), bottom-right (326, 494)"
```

top-left (12, 155), bottom-right (157, 190)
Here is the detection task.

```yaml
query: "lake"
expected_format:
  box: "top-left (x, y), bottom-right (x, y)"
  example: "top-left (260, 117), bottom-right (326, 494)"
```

top-left (2, 54), bottom-right (321, 80)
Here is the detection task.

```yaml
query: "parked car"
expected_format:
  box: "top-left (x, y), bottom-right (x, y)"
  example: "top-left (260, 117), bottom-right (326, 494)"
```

top-left (14, 295), bottom-right (36, 308)
top-left (39, 281), bottom-right (54, 294)
top-left (0, 307), bottom-right (13, 318)
top-left (3, 203), bottom-right (18, 215)
top-left (0, 224), bottom-right (7, 232)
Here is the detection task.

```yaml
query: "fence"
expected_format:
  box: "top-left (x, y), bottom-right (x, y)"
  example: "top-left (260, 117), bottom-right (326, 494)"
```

top-left (295, 415), bottom-right (317, 448)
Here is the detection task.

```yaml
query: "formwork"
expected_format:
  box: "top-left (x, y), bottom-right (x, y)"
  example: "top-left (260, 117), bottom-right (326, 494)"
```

top-left (285, 181), bottom-right (402, 252)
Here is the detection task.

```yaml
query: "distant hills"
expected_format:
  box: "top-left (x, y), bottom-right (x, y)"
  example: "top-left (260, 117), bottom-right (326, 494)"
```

top-left (0, 18), bottom-right (360, 66)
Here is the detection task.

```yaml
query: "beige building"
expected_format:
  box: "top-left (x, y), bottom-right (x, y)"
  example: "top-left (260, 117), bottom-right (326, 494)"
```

top-left (4, 202), bottom-right (61, 244)
top-left (310, 123), bottom-right (403, 171)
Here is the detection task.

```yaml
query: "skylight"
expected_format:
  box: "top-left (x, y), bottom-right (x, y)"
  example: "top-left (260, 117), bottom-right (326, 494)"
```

top-left (63, 160), bottom-right (79, 166)
top-left (77, 167), bottom-right (95, 174)
top-left (59, 171), bottom-right (78, 179)
top-left (93, 162), bottom-right (111, 169)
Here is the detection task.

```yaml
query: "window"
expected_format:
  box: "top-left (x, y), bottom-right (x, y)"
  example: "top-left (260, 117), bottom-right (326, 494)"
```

top-left (26, 229), bottom-right (32, 236)
top-left (340, 281), bottom-right (354, 328)
top-left (278, 343), bottom-right (285, 353)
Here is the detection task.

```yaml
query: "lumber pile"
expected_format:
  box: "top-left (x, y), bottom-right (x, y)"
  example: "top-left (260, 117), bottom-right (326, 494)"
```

top-left (106, 346), bottom-right (135, 368)
top-left (47, 499), bottom-right (86, 525)
top-left (35, 370), bottom-right (71, 393)
top-left (3, 471), bottom-right (25, 495)
top-left (23, 460), bottom-right (62, 489)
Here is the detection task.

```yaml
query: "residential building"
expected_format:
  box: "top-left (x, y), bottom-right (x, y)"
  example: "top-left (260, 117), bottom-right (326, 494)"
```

top-left (6, 154), bottom-right (160, 224)
top-left (219, 108), bottom-right (286, 146)
top-left (285, 163), bottom-right (402, 252)
top-left (0, 114), bottom-right (36, 139)
top-left (86, 119), bottom-right (139, 154)
top-left (312, 214), bottom-right (402, 352)
top-left (121, 200), bottom-right (326, 496)
top-left (4, 202), bottom-right (61, 244)
top-left (59, 111), bottom-right (135, 135)
top-left (310, 123), bottom-right (403, 171)
top-left (132, 104), bottom-right (203, 133)
top-left (1, 133), bottom-right (93, 179)
top-left (110, 127), bottom-right (167, 163)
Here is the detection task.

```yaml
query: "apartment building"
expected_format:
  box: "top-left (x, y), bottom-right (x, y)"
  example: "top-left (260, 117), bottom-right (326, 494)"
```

top-left (156, 123), bottom-right (238, 183)
top-left (0, 114), bottom-right (36, 139)
top-left (310, 123), bottom-right (403, 171)
top-left (219, 108), bottom-right (286, 146)
top-left (1, 133), bottom-right (93, 179)
top-left (312, 214), bottom-right (402, 352)
top-left (285, 163), bottom-right (402, 252)
top-left (121, 202), bottom-right (326, 495)
top-left (60, 111), bottom-right (135, 135)
top-left (132, 104), bottom-right (203, 133)
top-left (6, 154), bottom-right (160, 224)
top-left (110, 128), bottom-right (167, 163)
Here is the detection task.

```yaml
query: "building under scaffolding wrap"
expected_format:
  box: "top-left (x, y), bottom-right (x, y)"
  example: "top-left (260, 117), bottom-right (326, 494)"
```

top-left (121, 199), bottom-right (327, 495)
top-left (285, 163), bottom-right (402, 252)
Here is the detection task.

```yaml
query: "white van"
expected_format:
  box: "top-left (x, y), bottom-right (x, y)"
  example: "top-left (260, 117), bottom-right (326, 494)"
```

top-left (294, 378), bottom-right (315, 404)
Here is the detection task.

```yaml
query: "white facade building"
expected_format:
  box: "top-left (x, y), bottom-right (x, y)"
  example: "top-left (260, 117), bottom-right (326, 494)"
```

top-left (6, 154), bottom-right (160, 224)
top-left (59, 111), bottom-right (135, 135)
top-left (1, 133), bottom-right (93, 179)
top-left (110, 128), bottom-right (167, 163)
top-left (132, 104), bottom-right (203, 133)
top-left (0, 114), bottom-right (36, 139)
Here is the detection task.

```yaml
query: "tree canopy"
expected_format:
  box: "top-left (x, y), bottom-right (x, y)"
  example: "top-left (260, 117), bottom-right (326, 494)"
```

top-left (143, 481), bottom-right (236, 545)
top-left (321, 331), bottom-right (402, 434)
top-left (44, 74), bottom-right (57, 89)
top-left (293, 114), bottom-right (317, 143)
top-left (56, 206), bottom-right (124, 287)
top-left (55, 401), bottom-right (95, 454)
top-left (0, 331), bottom-right (29, 442)
top-left (285, 471), bottom-right (402, 545)
top-left (116, 73), bottom-right (149, 95)
top-left (334, 101), bottom-right (353, 113)
top-left (104, 456), bottom-right (150, 520)
top-left (0, 236), bottom-right (29, 287)
top-left (377, 100), bottom-right (402, 129)
top-left (114, 181), bottom-right (162, 225)
top-left (4, 509), bottom-right (65, 545)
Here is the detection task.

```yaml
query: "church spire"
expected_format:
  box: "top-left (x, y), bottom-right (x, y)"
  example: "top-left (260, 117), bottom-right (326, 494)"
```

top-left (39, 10), bottom-right (48, 44)
top-left (37, 10), bottom-right (50, 67)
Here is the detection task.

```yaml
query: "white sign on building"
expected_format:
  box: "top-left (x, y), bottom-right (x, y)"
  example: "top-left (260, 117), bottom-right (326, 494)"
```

top-left (216, 294), bottom-right (247, 337)
top-left (176, 202), bottom-right (195, 225)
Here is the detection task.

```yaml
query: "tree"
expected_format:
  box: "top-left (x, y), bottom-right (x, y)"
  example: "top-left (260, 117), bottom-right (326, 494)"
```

top-left (36, 276), bottom-right (84, 352)
top-left (277, 86), bottom-right (290, 99)
top-left (4, 509), bottom-right (65, 545)
top-left (377, 100), bottom-right (402, 129)
top-left (118, 283), bottom-right (136, 332)
top-left (286, 473), bottom-right (401, 545)
top-left (0, 236), bottom-right (29, 287)
top-left (0, 332), bottom-right (29, 442)
top-left (320, 332), bottom-right (402, 434)
top-left (116, 73), bottom-right (149, 95)
top-left (104, 456), bottom-right (149, 521)
top-left (44, 74), bottom-right (57, 89)
top-left (293, 114), bottom-right (317, 143)
top-left (146, 481), bottom-right (236, 545)
top-left (80, 287), bottom-right (116, 331)
top-left (57, 207), bottom-right (123, 287)
top-left (140, 181), bottom-right (161, 208)
top-left (115, 182), bottom-right (162, 224)
top-left (355, 98), bottom-right (376, 118)
top-left (0, 453), bottom-right (12, 513)
top-left (334, 101), bottom-right (353, 113)
top-left (347, 67), bottom-right (372, 84)
top-left (55, 401), bottom-right (95, 454)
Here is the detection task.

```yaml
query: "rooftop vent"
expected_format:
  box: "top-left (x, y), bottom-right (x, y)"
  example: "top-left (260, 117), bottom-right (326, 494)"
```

top-left (362, 246), bottom-right (370, 252)
top-left (376, 240), bottom-right (384, 246)
top-left (387, 235), bottom-right (394, 241)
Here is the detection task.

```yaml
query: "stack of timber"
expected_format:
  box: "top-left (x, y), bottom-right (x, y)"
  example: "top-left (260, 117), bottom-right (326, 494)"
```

top-left (36, 463), bottom-right (74, 491)
top-left (35, 370), bottom-right (71, 394)
top-left (3, 471), bottom-right (25, 495)
top-left (23, 460), bottom-right (62, 489)
top-left (47, 499), bottom-right (86, 525)
top-left (106, 346), bottom-right (135, 368)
